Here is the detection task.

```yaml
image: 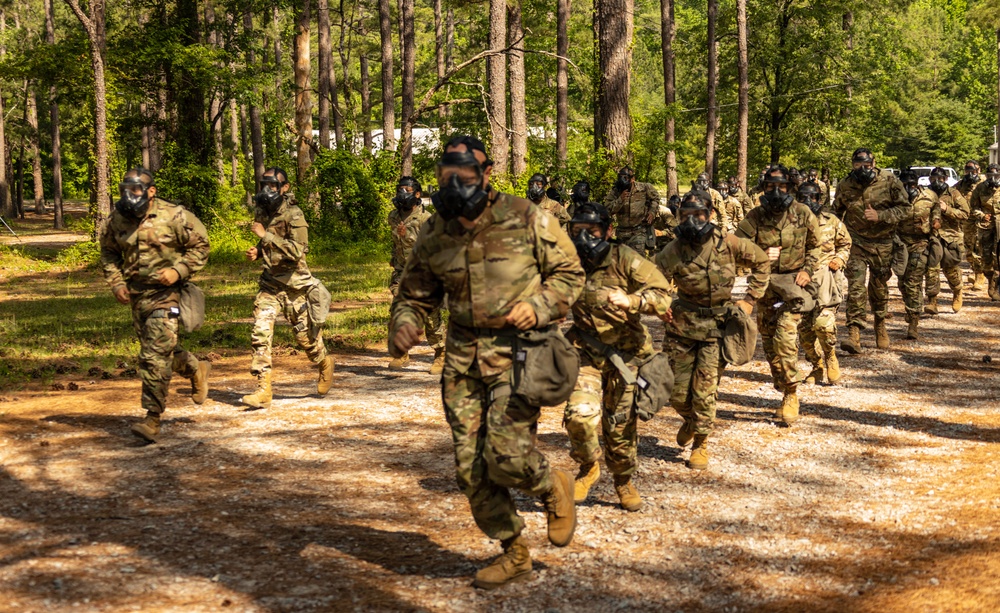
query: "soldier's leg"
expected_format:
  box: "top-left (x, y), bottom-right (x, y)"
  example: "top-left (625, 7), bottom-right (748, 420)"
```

top-left (925, 264), bottom-right (941, 303)
top-left (965, 222), bottom-right (982, 276)
top-left (442, 366), bottom-right (524, 541)
top-left (867, 243), bottom-right (894, 322)
top-left (250, 291), bottom-right (281, 376)
top-left (944, 264), bottom-right (963, 294)
top-left (425, 305), bottom-right (446, 351)
top-left (284, 289), bottom-right (328, 366)
top-left (901, 245), bottom-right (928, 318)
top-left (601, 371), bottom-right (638, 478)
top-left (483, 375), bottom-right (553, 498)
top-left (770, 309), bottom-right (803, 392)
top-left (563, 362), bottom-right (604, 466)
top-left (845, 245), bottom-right (871, 329)
top-left (798, 309), bottom-right (822, 368)
top-left (757, 300), bottom-right (783, 390)
top-left (688, 341), bottom-right (721, 437)
top-left (669, 340), bottom-right (698, 424)
top-left (814, 307), bottom-right (838, 353)
top-left (136, 310), bottom-right (181, 415)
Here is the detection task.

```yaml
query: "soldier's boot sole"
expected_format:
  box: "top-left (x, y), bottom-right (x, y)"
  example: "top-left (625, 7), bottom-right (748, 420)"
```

top-left (953, 290), bottom-right (963, 313)
top-left (613, 476), bottom-right (644, 512)
top-left (388, 354), bottom-right (410, 370)
top-left (542, 470), bottom-right (576, 547)
top-left (317, 356), bottom-right (336, 395)
top-left (573, 462), bottom-right (600, 503)
top-left (191, 361), bottom-right (211, 405)
top-left (841, 326), bottom-right (862, 355)
top-left (472, 537), bottom-right (532, 590)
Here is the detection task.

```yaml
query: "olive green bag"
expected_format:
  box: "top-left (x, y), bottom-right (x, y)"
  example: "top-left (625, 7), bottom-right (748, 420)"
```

top-left (178, 282), bottom-right (205, 333)
top-left (721, 304), bottom-right (758, 366)
top-left (512, 325), bottom-right (579, 407)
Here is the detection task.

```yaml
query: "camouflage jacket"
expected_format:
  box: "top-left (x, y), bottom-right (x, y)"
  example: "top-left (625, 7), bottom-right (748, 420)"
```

top-left (935, 186), bottom-right (970, 243)
top-left (833, 169), bottom-right (911, 243)
top-left (389, 204), bottom-right (432, 275)
top-left (569, 244), bottom-right (672, 366)
top-left (707, 187), bottom-right (730, 230)
top-left (969, 181), bottom-right (1000, 231)
top-left (733, 187), bottom-right (755, 217)
top-left (814, 178), bottom-right (831, 208)
top-left (736, 201), bottom-right (821, 276)
top-left (254, 195), bottom-right (316, 291)
top-left (536, 196), bottom-right (571, 227)
top-left (100, 197), bottom-right (210, 311)
top-left (897, 187), bottom-right (940, 245)
top-left (814, 211), bottom-right (852, 269)
top-left (604, 181), bottom-right (660, 232)
top-left (655, 228), bottom-right (770, 342)
top-left (722, 195), bottom-right (743, 232)
top-left (389, 190), bottom-right (585, 377)
top-left (955, 175), bottom-right (983, 209)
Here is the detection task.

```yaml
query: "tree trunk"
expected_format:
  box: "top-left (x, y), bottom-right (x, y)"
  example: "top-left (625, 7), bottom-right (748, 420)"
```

top-left (487, 0), bottom-right (509, 174)
top-left (294, 0), bottom-right (313, 183)
top-left (400, 0), bottom-right (416, 173)
top-left (736, 0), bottom-right (749, 189)
top-left (26, 86), bottom-right (45, 214)
top-left (842, 11), bottom-right (853, 118)
top-left (597, 0), bottom-right (633, 160)
top-left (705, 0), bottom-right (718, 180)
top-left (444, 7), bottom-right (454, 135)
top-left (434, 0), bottom-right (445, 125)
top-left (338, 2), bottom-right (357, 149)
top-left (176, 0), bottom-right (208, 166)
top-left (206, 2), bottom-right (224, 181)
top-left (230, 99), bottom-right (239, 185)
top-left (243, 11), bottom-right (264, 185)
top-left (0, 12), bottom-right (13, 217)
top-left (43, 0), bottom-right (63, 227)
top-left (361, 54), bottom-right (373, 149)
top-left (557, 0), bottom-right (569, 170)
top-left (318, 0), bottom-right (332, 149)
top-left (660, 0), bottom-right (677, 194)
top-left (508, 1), bottom-right (527, 177)
top-left (378, 0), bottom-right (395, 150)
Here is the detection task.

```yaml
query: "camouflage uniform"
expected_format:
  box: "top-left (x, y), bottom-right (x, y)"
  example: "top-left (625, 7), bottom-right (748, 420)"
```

top-left (563, 245), bottom-right (671, 476)
top-left (722, 194), bottom-right (744, 233)
top-left (100, 198), bottom-right (210, 415)
top-left (969, 180), bottom-right (1000, 277)
top-left (604, 181), bottom-right (660, 253)
top-left (733, 186), bottom-right (755, 217)
top-left (536, 195), bottom-right (571, 229)
top-left (389, 204), bottom-right (444, 352)
top-left (655, 228), bottom-right (769, 436)
top-left (736, 201), bottom-right (821, 392)
top-left (798, 211), bottom-right (851, 369)
top-left (250, 195), bottom-right (327, 375)
top-left (389, 191), bottom-right (584, 541)
top-left (896, 188), bottom-right (941, 319)
top-left (833, 170), bottom-right (911, 329)
top-left (813, 178), bottom-right (831, 209)
top-left (707, 187), bottom-right (731, 231)
top-left (955, 175), bottom-right (984, 276)
top-left (925, 186), bottom-right (969, 302)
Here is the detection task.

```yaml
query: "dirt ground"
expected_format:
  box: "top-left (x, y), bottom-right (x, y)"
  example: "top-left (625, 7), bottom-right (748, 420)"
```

top-left (3, 228), bottom-right (1000, 611)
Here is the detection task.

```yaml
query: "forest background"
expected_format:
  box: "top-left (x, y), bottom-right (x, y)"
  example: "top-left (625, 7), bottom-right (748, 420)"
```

top-left (0, 0), bottom-right (997, 249)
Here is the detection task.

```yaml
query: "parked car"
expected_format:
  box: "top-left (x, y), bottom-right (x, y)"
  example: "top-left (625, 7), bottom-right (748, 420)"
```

top-left (909, 166), bottom-right (959, 187)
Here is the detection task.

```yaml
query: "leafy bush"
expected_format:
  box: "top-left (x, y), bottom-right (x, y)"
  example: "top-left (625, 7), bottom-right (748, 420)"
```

top-left (54, 240), bottom-right (101, 269)
top-left (312, 148), bottom-right (397, 241)
top-left (156, 143), bottom-right (220, 221)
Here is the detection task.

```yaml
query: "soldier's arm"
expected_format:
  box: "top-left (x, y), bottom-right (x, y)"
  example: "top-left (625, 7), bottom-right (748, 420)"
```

top-left (832, 220), bottom-right (852, 267)
top-left (389, 222), bottom-right (444, 338)
top-left (969, 187), bottom-right (986, 222)
top-left (645, 185), bottom-right (661, 218)
top-left (946, 191), bottom-right (970, 221)
top-left (262, 209), bottom-right (308, 262)
top-left (734, 214), bottom-right (756, 240)
top-left (603, 190), bottom-right (622, 213)
top-left (832, 187), bottom-right (847, 219)
top-left (715, 195), bottom-right (730, 230)
top-left (623, 250), bottom-right (673, 316)
top-left (875, 177), bottom-right (913, 225)
top-left (523, 210), bottom-right (586, 326)
top-left (802, 211), bottom-right (821, 276)
top-left (729, 235), bottom-right (770, 300)
top-left (173, 210), bottom-right (211, 280)
top-left (930, 194), bottom-right (942, 226)
top-left (99, 220), bottom-right (126, 291)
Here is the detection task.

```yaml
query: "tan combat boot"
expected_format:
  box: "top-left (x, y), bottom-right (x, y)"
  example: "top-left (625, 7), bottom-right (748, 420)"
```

top-left (687, 435), bottom-right (709, 470)
top-left (540, 470), bottom-right (576, 547)
top-left (429, 348), bottom-right (445, 376)
top-left (824, 347), bottom-right (841, 384)
top-left (989, 274), bottom-right (1000, 302)
top-left (191, 361), bottom-right (211, 404)
top-left (676, 418), bottom-right (696, 447)
top-left (804, 362), bottom-right (824, 385)
top-left (952, 288), bottom-right (963, 313)
top-left (874, 318), bottom-right (890, 350)
top-left (317, 356), bottom-right (335, 394)
top-left (130, 411), bottom-right (161, 443)
top-left (780, 388), bottom-right (800, 425)
top-left (613, 474), bottom-right (643, 512)
top-left (242, 372), bottom-right (273, 409)
top-left (388, 353), bottom-right (410, 370)
top-left (973, 272), bottom-right (986, 291)
top-left (924, 296), bottom-right (938, 315)
top-left (573, 461), bottom-right (600, 502)
top-left (905, 313), bottom-right (919, 340)
top-left (472, 535), bottom-right (532, 590)
top-left (841, 325), bottom-right (862, 355)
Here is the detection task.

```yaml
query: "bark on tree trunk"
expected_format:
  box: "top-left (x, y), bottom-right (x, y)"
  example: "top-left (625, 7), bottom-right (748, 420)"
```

top-left (243, 11), bottom-right (264, 185)
top-left (842, 11), bottom-right (853, 118)
top-left (44, 0), bottom-right (63, 228)
top-left (400, 0), bottom-right (416, 174)
top-left (206, 2), bottom-right (224, 181)
top-left (0, 10), bottom-right (9, 218)
top-left (26, 86), bottom-right (45, 214)
top-left (361, 54), bottom-right (373, 149)
top-left (557, 0), bottom-right (570, 170)
top-left (487, 0), bottom-right (509, 175)
top-left (318, 0), bottom-right (332, 149)
top-left (229, 98), bottom-right (239, 185)
top-left (434, 0), bottom-right (445, 125)
top-left (378, 0), bottom-right (395, 150)
top-left (444, 7), bottom-right (454, 135)
top-left (705, 0), bottom-right (718, 180)
top-left (597, 0), bottom-right (633, 160)
top-left (294, 0), bottom-right (313, 183)
top-left (338, 1), bottom-right (356, 148)
top-left (508, 1), bottom-right (527, 177)
top-left (141, 101), bottom-right (151, 168)
top-left (736, 0), bottom-right (749, 189)
top-left (660, 0), bottom-right (677, 194)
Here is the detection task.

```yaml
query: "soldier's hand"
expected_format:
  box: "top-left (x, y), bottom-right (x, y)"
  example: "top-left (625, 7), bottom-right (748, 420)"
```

top-left (157, 268), bottom-right (181, 286)
top-left (767, 247), bottom-right (781, 261)
top-left (864, 203), bottom-right (879, 222)
top-left (829, 258), bottom-right (843, 271)
top-left (607, 288), bottom-right (631, 311)
top-left (795, 270), bottom-right (812, 287)
top-left (985, 213), bottom-right (993, 223)
top-left (505, 302), bottom-right (537, 330)
top-left (392, 323), bottom-right (422, 356)
top-left (113, 286), bottom-right (130, 305)
top-left (933, 219), bottom-right (941, 230)
top-left (251, 221), bottom-right (267, 238)
top-left (939, 201), bottom-right (949, 212)
top-left (645, 212), bottom-right (655, 224)
top-left (660, 308), bottom-right (673, 323)
top-left (735, 299), bottom-right (754, 316)
top-left (246, 246), bottom-right (259, 261)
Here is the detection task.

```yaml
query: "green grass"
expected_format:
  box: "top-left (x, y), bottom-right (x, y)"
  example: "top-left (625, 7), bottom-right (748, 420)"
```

top-left (0, 238), bottom-right (394, 391)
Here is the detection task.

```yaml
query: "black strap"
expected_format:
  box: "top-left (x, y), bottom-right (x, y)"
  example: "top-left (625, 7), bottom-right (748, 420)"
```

top-left (572, 327), bottom-right (637, 385)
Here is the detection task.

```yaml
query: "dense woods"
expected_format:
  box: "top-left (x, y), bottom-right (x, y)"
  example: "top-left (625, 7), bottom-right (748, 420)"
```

top-left (0, 0), bottom-right (996, 238)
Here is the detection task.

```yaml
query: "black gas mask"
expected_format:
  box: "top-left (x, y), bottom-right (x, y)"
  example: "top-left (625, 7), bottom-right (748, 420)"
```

top-left (431, 153), bottom-right (490, 222)
top-left (116, 177), bottom-right (152, 219)
top-left (393, 187), bottom-right (419, 210)
top-left (965, 168), bottom-right (979, 181)
top-left (929, 179), bottom-right (947, 195)
top-left (571, 181), bottom-right (591, 204)
top-left (851, 165), bottom-right (876, 185)
top-left (762, 187), bottom-right (794, 215)
top-left (615, 171), bottom-right (633, 192)
top-left (675, 214), bottom-right (714, 243)
top-left (694, 176), bottom-right (710, 191)
top-left (256, 180), bottom-right (284, 212)
top-left (728, 185), bottom-right (739, 196)
top-left (572, 228), bottom-right (611, 271)
top-left (988, 174), bottom-right (1000, 189)
top-left (904, 184), bottom-right (920, 202)
top-left (527, 182), bottom-right (546, 201)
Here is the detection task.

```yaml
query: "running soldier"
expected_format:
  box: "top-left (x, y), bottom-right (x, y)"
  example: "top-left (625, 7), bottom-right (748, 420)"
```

top-left (925, 167), bottom-right (969, 314)
top-left (527, 173), bottom-right (571, 228)
top-left (604, 167), bottom-right (660, 254)
top-left (968, 163), bottom-right (1000, 301)
top-left (895, 169), bottom-right (940, 340)
top-left (955, 161), bottom-right (985, 291)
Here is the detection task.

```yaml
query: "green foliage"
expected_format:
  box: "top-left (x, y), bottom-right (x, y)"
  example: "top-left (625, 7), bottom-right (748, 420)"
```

top-left (156, 144), bottom-right (220, 221)
top-left (312, 148), bottom-right (396, 241)
top-left (54, 240), bottom-right (101, 270)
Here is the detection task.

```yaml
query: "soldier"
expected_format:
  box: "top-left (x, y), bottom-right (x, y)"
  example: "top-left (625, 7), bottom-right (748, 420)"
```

top-left (736, 165), bottom-right (820, 424)
top-left (567, 180), bottom-right (591, 220)
top-left (925, 167), bottom-right (970, 314)
top-left (968, 163), bottom-right (1000, 301)
top-left (955, 161), bottom-right (985, 291)
top-left (834, 148), bottom-right (911, 353)
top-left (242, 168), bottom-right (335, 410)
top-left (527, 173), bottom-right (571, 228)
top-left (693, 172), bottom-right (730, 229)
top-left (787, 167), bottom-right (803, 195)
top-left (727, 175), bottom-right (755, 217)
top-left (807, 168), bottom-right (831, 208)
top-left (796, 181), bottom-right (850, 385)
top-left (656, 191), bottom-right (769, 468)
top-left (895, 169), bottom-right (941, 339)
top-left (387, 177), bottom-right (445, 373)
top-left (562, 203), bottom-right (672, 510)
top-left (603, 166), bottom-right (660, 254)
top-left (718, 180), bottom-right (744, 233)
top-left (389, 136), bottom-right (584, 590)
top-left (100, 167), bottom-right (211, 443)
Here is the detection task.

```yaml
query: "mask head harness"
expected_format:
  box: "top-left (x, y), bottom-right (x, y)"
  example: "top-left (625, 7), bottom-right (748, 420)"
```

top-left (257, 167), bottom-right (289, 212)
top-left (675, 190), bottom-right (716, 243)
top-left (116, 167), bottom-right (155, 220)
top-left (568, 202), bottom-right (613, 271)
top-left (694, 172), bottom-right (711, 191)
top-left (850, 148), bottom-right (876, 185)
top-left (393, 176), bottom-right (422, 210)
top-left (964, 161), bottom-right (980, 181)
top-left (527, 173), bottom-right (548, 202)
top-left (615, 167), bottom-right (634, 192)
top-left (987, 164), bottom-right (1000, 189)
top-left (899, 168), bottom-right (921, 201)
top-left (929, 167), bottom-right (948, 195)
top-left (796, 181), bottom-right (823, 214)
top-left (571, 181), bottom-right (591, 204)
top-left (760, 165), bottom-right (795, 215)
top-left (431, 136), bottom-right (493, 222)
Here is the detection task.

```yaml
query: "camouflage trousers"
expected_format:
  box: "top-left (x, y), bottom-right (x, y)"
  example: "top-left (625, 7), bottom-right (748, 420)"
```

top-left (668, 337), bottom-right (725, 437)
top-left (389, 277), bottom-right (445, 351)
top-left (925, 263), bottom-right (963, 301)
top-left (251, 287), bottom-right (327, 375)
top-left (897, 240), bottom-right (930, 318)
top-left (132, 307), bottom-right (200, 414)
top-left (442, 362), bottom-right (553, 541)
top-left (964, 221), bottom-right (982, 274)
top-left (845, 239), bottom-right (894, 329)
top-left (978, 228), bottom-right (998, 275)
top-left (758, 291), bottom-right (803, 392)
top-left (799, 306), bottom-right (837, 368)
top-left (616, 228), bottom-right (651, 256)
top-left (563, 354), bottom-right (639, 477)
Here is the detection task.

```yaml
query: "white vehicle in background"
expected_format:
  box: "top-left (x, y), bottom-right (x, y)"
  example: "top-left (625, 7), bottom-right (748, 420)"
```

top-left (909, 166), bottom-right (959, 187)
